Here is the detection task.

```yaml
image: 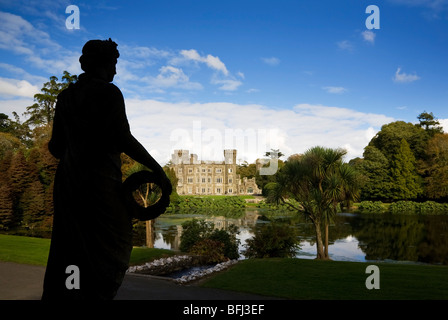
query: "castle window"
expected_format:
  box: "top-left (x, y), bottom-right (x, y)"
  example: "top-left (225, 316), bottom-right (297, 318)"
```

top-left (216, 168), bottom-right (222, 173)
top-left (188, 168), bottom-right (193, 173)
top-left (228, 168), bottom-right (233, 173)
top-left (228, 178), bottom-right (233, 183)
top-left (202, 178), bottom-right (206, 183)
top-left (216, 188), bottom-right (222, 194)
top-left (228, 188), bottom-right (233, 194)
top-left (178, 168), bottom-right (182, 173)
top-left (216, 177), bottom-right (222, 183)
top-left (187, 177), bottom-right (193, 183)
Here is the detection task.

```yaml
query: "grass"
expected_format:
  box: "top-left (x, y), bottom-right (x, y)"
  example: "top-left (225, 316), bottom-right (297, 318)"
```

top-left (0, 234), bottom-right (51, 266)
top-left (1, 234), bottom-right (447, 299)
top-left (201, 258), bottom-right (448, 300)
top-left (0, 234), bottom-right (174, 266)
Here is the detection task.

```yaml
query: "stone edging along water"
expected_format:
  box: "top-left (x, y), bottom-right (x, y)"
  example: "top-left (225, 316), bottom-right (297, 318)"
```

top-left (126, 255), bottom-right (239, 284)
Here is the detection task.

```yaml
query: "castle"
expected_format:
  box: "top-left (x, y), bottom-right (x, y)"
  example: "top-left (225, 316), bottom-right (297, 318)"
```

top-left (170, 149), bottom-right (261, 196)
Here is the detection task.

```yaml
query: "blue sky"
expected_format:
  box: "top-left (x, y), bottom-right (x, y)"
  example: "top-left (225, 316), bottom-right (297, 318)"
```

top-left (1, 0), bottom-right (448, 164)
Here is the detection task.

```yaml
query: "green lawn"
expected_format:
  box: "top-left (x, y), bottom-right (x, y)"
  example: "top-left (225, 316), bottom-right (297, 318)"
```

top-left (1, 234), bottom-right (447, 299)
top-left (201, 258), bottom-right (448, 300)
top-left (0, 234), bottom-right (174, 266)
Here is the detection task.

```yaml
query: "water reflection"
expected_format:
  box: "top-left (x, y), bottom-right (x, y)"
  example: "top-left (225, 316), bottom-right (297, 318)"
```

top-left (145, 209), bottom-right (448, 265)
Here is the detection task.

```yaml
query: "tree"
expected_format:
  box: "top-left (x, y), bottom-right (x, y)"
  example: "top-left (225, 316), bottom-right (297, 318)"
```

top-left (24, 71), bottom-right (77, 127)
top-left (368, 120), bottom-right (428, 162)
top-left (351, 146), bottom-right (391, 201)
top-left (416, 111), bottom-right (443, 136)
top-left (389, 139), bottom-right (422, 200)
top-left (271, 146), bottom-right (362, 260)
top-left (420, 133), bottom-right (448, 200)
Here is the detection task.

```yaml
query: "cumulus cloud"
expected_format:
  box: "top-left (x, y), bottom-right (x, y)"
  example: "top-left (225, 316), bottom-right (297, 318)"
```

top-left (123, 100), bottom-right (394, 165)
top-left (0, 77), bottom-right (39, 98)
top-left (151, 66), bottom-right (202, 90)
top-left (393, 67), bottom-right (420, 83)
top-left (179, 49), bottom-right (229, 75)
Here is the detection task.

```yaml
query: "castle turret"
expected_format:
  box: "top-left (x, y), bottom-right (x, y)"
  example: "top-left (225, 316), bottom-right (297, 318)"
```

top-left (224, 149), bottom-right (237, 164)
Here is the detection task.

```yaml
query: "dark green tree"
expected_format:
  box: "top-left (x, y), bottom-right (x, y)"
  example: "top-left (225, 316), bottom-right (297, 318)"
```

top-left (420, 133), bottom-right (448, 200)
top-left (389, 139), bottom-right (423, 200)
top-left (352, 146), bottom-right (392, 201)
top-left (369, 121), bottom-right (428, 161)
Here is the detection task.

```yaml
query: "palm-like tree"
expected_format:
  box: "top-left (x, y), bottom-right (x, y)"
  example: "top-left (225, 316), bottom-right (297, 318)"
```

top-left (271, 146), bottom-right (362, 259)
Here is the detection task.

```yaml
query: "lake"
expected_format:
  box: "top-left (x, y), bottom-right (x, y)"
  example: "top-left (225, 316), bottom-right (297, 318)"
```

top-left (140, 208), bottom-right (448, 265)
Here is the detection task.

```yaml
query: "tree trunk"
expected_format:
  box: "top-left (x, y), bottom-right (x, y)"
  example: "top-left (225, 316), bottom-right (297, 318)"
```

top-left (145, 220), bottom-right (154, 248)
top-left (313, 220), bottom-right (325, 259)
top-left (324, 222), bottom-right (329, 259)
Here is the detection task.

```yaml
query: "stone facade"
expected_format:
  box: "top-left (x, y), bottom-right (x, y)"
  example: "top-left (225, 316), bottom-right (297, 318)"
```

top-left (170, 149), bottom-right (261, 196)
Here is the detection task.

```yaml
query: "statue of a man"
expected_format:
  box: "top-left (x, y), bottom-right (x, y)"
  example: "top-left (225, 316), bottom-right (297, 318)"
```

top-left (42, 39), bottom-right (171, 300)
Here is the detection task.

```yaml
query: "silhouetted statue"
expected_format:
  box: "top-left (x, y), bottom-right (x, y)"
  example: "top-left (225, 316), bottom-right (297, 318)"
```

top-left (42, 39), bottom-right (172, 300)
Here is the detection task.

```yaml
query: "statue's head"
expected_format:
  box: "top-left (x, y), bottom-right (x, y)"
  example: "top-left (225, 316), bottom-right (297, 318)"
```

top-left (79, 38), bottom-right (119, 82)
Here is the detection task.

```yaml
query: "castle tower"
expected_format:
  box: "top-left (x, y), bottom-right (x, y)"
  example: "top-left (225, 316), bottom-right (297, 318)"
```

top-left (224, 149), bottom-right (237, 164)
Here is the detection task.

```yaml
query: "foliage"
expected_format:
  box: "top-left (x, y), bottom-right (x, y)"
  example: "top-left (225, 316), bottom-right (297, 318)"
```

top-left (351, 146), bottom-right (392, 201)
top-left (242, 223), bottom-right (300, 258)
top-left (388, 201), bottom-right (448, 215)
top-left (172, 195), bottom-right (247, 211)
top-left (356, 201), bottom-right (387, 214)
top-left (179, 218), bottom-right (240, 262)
top-left (24, 71), bottom-right (78, 127)
top-left (389, 139), bottom-right (423, 200)
top-left (270, 146), bottom-right (363, 259)
top-left (0, 72), bottom-right (78, 232)
top-left (419, 134), bottom-right (448, 200)
top-left (189, 239), bottom-right (226, 264)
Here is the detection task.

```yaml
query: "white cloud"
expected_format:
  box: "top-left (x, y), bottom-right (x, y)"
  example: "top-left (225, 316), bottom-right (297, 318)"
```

top-left (179, 49), bottom-right (229, 75)
top-left (322, 86), bottom-right (348, 94)
top-left (0, 98), bottom-right (34, 118)
top-left (261, 57), bottom-right (280, 66)
top-left (362, 30), bottom-right (376, 44)
top-left (393, 67), bottom-right (420, 83)
top-left (211, 78), bottom-right (242, 91)
top-left (0, 11), bottom-right (81, 75)
top-left (150, 66), bottom-right (202, 90)
top-left (439, 119), bottom-right (448, 132)
top-left (0, 77), bottom-right (39, 98)
top-left (123, 100), bottom-right (394, 165)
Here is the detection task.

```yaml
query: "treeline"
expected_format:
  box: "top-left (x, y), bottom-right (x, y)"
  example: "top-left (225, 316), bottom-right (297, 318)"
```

top-left (0, 72), bottom-right (77, 234)
top-left (349, 112), bottom-right (448, 202)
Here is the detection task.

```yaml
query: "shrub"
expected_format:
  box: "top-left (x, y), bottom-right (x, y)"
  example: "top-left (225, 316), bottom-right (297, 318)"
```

top-left (388, 201), bottom-right (418, 214)
top-left (189, 239), bottom-right (226, 264)
top-left (243, 223), bottom-right (300, 258)
top-left (179, 218), bottom-right (240, 261)
top-left (357, 201), bottom-right (386, 214)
